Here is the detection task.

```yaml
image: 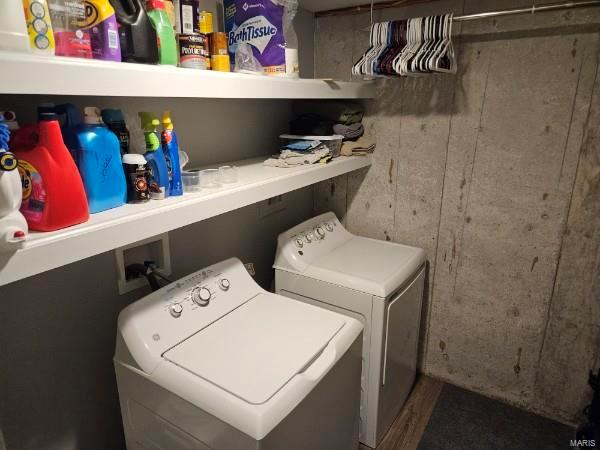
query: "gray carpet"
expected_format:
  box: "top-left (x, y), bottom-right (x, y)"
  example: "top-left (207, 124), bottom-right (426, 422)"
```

top-left (418, 384), bottom-right (574, 450)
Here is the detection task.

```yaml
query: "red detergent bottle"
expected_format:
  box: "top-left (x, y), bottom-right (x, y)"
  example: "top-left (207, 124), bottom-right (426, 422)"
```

top-left (11, 108), bottom-right (89, 231)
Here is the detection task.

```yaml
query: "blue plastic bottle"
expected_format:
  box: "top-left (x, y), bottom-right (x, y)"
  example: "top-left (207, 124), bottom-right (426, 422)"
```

top-left (161, 111), bottom-right (182, 196)
top-left (77, 107), bottom-right (127, 213)
top-left (139, 112), bottom-right (169, 200)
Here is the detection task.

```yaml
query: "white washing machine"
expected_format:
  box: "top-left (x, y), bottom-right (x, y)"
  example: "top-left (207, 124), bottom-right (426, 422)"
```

top-left (114, 258), bottom-right (363, 450)
top-left (274, 212), bottom-right (426, 448)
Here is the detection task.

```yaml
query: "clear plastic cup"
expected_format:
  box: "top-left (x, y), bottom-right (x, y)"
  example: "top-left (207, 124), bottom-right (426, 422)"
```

top-left (219, 165), bottom-right (238, 184)
top-left (200, 169), bottom-right (221, 188)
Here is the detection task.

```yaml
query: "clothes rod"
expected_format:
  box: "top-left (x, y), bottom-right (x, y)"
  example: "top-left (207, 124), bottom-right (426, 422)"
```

top-left (454, 0), bottom-right (600, 21)
top-left (316, 0), bottom-right (600, 19)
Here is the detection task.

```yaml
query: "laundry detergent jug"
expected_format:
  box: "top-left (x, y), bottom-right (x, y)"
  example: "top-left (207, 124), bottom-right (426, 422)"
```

top-left (10, 108), bottom-right (89, 231)
top-left (0, 116), bottom-right (27, 251)
top-left (109, 0), bottom-right (158, 64)
top-left (139, 112), bottom-right (169, 200)
top-left (80, 0), bottom-right (122, 61)
top-left (161, 111), bottom-right (182, 196)
top-left (49, 103), bottom-right (83, 165)
top-left (76, 107), bottom-right (127, 213)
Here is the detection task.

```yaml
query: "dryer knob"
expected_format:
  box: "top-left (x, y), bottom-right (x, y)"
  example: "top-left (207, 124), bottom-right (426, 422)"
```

top-left (218, 278), bottom-right (231, 291)
top-left (169, 303), bottom-right (183, 318)
top-left (294, 238), bottom-right (304, 248)
top-left (325, 222), bottom-right (334, 232)
top-left (192, 287), bottom-right (211, 306)
top-left (315, 226), bottom-right (325, 239)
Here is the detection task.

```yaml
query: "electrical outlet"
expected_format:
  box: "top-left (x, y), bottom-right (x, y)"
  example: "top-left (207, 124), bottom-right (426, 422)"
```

top-left (259, 194), bottom-right (287, 218)
top-left (115, 233), bottom-right (171, 295)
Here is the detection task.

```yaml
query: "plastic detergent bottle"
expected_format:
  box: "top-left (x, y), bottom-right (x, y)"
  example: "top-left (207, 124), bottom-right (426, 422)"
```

top-left (50, 103), bottom-right (83, 164)
top-left (109, 0), bottom-right (158, 64)
top-left (76, 107), bottom-right (127, 213)
top-left (11, 107), bottom-right (89, 232)
top-left (21, 0), bottom-right (55, 54)
top-left (0, 115), bottom-right (28, 251)
top-left (146, 0), bottom-right (177, 65)
top-left (80, 0), bottom-right (121, 61)
top-left (101, 109), bottom-right (130, 155)
top-left (161, 111), bottom-right (182, 197)
top-left (139, 112), bottom-right (169, 199)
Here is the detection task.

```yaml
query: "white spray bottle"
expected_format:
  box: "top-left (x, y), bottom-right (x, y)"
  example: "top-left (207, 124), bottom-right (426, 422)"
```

top-left (0, 113), bottom-right (27, 251)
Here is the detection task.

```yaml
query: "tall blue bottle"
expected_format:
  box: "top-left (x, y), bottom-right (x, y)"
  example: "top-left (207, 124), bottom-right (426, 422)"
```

top-left (77, 107), bottom-right (127, 213)
top-left (161, 111), bottom-right (182, 196)
top-left (139, 112), bottom-right (169, 200)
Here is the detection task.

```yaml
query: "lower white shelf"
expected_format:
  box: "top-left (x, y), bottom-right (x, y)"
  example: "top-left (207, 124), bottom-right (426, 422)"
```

top-left (0, 155), bottom-right (370, 287)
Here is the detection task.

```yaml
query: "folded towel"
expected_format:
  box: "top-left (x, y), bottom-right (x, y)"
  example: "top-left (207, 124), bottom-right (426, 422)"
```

top-left (340, 137), bottom-right (376, 156)
top-left (264, 146), bottom-right (332, 168)
top-left (333, 123), bottom-right (364, 141)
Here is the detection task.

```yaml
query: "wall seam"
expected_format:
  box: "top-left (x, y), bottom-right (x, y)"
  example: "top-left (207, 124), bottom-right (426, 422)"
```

top-left (532, 43), bottom-right (600, 399)
top-left (449, 52), bottom-right (492, 302)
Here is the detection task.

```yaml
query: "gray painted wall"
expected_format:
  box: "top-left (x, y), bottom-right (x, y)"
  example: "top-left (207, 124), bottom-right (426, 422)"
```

top-left (313, 0), bottom-right (600, 424)
top-left (0, 95), bottom-right (315, 448)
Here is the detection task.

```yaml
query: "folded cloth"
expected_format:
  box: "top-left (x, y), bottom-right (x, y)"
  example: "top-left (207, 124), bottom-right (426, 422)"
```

top-left (264, 146), bottom-right (331, 168)
top-left (290, 114), bottom-right (335, 135)
top-left (293, 101), bottom-right (364, 125)
top-left (333, 122), bottom-right (364, 141)
top-left (340, 137), bottom-right (376, 156)
top-left (281, 139), bottom-right (323, 152)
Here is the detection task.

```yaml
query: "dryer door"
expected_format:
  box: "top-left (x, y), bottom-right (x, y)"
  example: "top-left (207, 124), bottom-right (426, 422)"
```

top-left (377, 266), bottom-right (425, 443)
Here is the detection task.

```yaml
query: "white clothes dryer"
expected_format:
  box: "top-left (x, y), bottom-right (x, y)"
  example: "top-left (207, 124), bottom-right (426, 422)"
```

top-left (274, 212), bottom-right (426, 448)
top-left (115, 258), bottom-right (363, 450)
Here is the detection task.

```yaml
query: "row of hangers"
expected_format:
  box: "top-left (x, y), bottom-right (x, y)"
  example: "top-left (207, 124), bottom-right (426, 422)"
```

top-left (352, 14), bottom-right (457, 78)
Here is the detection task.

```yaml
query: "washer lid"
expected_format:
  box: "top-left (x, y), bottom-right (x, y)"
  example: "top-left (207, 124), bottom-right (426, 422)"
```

top-left (306, 236), bottom-right (426, 297)
top-left (163, 293), bottom-right (345, 405)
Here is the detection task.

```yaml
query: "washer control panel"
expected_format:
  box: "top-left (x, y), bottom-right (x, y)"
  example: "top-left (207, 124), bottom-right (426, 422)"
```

top-left (274, 212), bottom-right (354, 273)
top-left (117, 258), bottom-right (263, 371)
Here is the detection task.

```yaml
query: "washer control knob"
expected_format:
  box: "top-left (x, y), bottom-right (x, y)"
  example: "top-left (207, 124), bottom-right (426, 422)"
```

top-left (315, 226), bottom-right (326, 239)
top-left (303, 233), bottom-right (312, 243)
top-left (325, 222), bottom-right (334, 232)
top-left (169, 303), bottom-right (183, 318)
top-left (192, 287), bottom-right (211, 306)
top-left (294, 238), bottom-right (304, 248)
top-left (218, 278), bottom-right (231, 291)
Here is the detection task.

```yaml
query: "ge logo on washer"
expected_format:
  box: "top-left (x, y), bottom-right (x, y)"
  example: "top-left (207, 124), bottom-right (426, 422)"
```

top-left (152, 334), bottom-right (160, 341)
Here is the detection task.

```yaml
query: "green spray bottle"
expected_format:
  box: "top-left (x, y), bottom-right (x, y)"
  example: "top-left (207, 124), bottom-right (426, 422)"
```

top-left (146, 0), bottom-right (177, 65)
top-left (139, 112), bottom-right (169, 199)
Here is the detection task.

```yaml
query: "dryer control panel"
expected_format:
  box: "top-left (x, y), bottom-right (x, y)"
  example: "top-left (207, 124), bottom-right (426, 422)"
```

top-left (274, 212), bottom-right (353, 273)
top-left (117, 258), bottom-right (263, 374)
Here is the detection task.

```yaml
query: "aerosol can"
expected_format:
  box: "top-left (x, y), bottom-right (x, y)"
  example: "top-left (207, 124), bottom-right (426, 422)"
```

top-left (0, 114), bottom-right (27, 251)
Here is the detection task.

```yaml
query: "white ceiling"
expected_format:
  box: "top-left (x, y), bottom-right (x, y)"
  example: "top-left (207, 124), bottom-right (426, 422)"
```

top-left (299, 0), bottom-right (392, 13)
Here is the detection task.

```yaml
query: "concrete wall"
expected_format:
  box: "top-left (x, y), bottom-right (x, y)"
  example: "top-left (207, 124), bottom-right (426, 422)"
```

top-left (0, 96), bottom-right (315, 448)
top-left (313, 0), bottom-right (600, 424)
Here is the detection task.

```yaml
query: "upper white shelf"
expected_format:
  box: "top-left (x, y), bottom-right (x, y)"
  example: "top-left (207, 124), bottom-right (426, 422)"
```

top-left (0, 155), bottom-right (371, 286)
top-left (0, 51), bottom-right (374, 99)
